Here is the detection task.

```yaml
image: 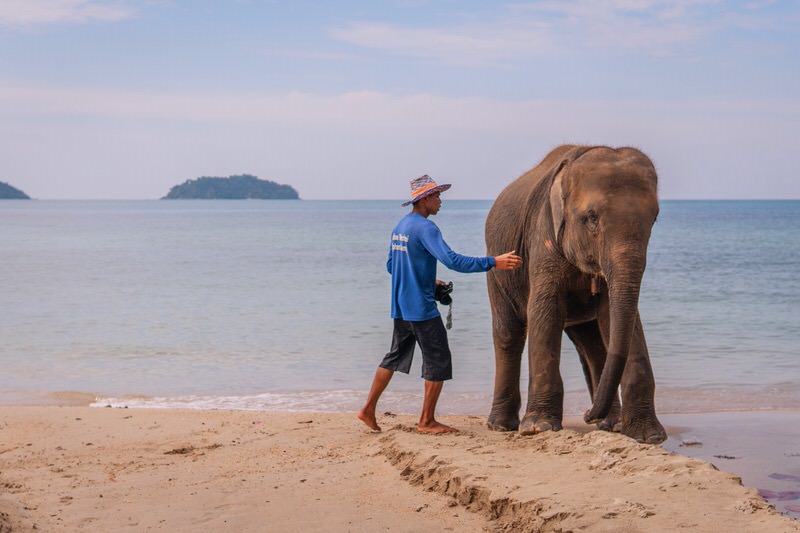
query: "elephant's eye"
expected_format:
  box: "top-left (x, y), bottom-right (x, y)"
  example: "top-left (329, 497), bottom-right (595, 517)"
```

top-left (583, 210), bottom-right (599, 232)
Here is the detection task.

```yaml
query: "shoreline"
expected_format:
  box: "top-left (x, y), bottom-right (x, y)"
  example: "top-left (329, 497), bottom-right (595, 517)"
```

top-left (3, 389), bottom-right (800, 515)
top-left (4, 384), bottom-right (799, 414)
top-left (0, 406), bottom-right (798, 532)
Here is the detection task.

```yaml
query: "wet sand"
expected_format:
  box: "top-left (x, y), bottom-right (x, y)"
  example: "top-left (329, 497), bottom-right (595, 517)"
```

top-left (661, 410), bottom-right (800, 519)
top-left (0, 406), bottom-right (798, 532)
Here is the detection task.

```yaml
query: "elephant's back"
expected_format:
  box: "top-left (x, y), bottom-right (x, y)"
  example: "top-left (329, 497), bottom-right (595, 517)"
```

top-left (493, 145), bottom-right (579, 205)
top-left (485, 145), bottom-right (579, 251)
top-left (576, 145), bottom-right (656, 171)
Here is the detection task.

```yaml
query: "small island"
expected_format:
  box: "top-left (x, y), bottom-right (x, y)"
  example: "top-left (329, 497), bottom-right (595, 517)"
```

top-left (162, 174), bottom-right (299, 200)
top-left (0, 181), bottom-right (31, 199)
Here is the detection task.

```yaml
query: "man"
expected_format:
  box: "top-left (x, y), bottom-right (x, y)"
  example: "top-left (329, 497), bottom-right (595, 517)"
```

top-left (358, 175), bottom-right (522, 433)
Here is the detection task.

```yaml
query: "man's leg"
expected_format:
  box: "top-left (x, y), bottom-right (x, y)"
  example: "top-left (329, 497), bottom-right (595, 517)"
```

top-left (412, 317), bottom-right (457, 433)
top-left (418, 379), bottom-right (458, 433)
top-left (359, 320), bottom-right (416, 432)
top-left (357, 367), bottom-right (393, 431)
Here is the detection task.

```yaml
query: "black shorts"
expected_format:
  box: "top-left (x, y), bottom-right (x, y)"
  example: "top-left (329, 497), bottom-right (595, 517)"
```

top-left (379, 316), bottom-right (452, 382)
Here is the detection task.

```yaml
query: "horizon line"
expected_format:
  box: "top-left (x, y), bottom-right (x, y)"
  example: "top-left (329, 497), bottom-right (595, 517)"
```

top-left (3, 197), bottom-right (799, 202)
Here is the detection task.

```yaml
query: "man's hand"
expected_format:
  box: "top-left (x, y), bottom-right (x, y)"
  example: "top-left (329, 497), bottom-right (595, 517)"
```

top-left (494, 250), bottom-right (522, 271)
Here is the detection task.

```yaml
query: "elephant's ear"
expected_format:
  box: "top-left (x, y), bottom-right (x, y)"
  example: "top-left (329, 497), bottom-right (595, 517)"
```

top-left (549, 160), bottom-right (569, 246)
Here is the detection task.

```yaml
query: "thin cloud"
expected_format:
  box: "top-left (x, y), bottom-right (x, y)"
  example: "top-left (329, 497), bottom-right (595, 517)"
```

top-left (260, 49), bottom-right (359, 62)
top-left (0, 0), bottom-right (133, 27)
top-left (329, 21), bottom-right (552, 67)
top-left (515, 0), bottom-right (720, 20)
top-left (329, 1), bottom-right (787, 64)
top-left (523, 0), bottom-right (719, 52)
top-left (2, 82), bottom-right (797, 127)
top-left (1, 83), bottom-right (798, 200)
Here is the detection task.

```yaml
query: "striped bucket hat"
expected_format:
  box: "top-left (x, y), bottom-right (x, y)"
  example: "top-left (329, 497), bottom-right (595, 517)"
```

top-left (401, 174), bottom-right (452, 206)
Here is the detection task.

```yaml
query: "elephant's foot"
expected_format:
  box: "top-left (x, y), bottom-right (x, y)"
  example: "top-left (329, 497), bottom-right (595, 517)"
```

top-left (619, 413), bottom-right (667, 444)
top-left (519, 413), bottom-right (562, 436)
top-left (487, 410), bottom-right (519, 432)
top-left (596, 404), bottom-right (622, 433)
top-left (597, 417), bottom-right (621, 433)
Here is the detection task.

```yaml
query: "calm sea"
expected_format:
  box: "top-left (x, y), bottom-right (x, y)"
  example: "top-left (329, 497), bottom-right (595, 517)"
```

top-left (1, 199), bottom-right (798, 415)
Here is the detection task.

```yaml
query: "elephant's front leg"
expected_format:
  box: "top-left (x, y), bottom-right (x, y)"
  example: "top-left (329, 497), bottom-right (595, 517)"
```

top-left (618, 315), bottom-right (666, 444)
top-left (565, 321), bottom-right (621, 432)
top-left (520, 298), bottom-right (565, 435)
top-left (487, 313), bottom-right (526, 432)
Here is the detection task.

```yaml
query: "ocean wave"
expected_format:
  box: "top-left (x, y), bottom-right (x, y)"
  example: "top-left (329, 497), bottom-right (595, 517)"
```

top-left (91, 384), bottom-right (800, 416)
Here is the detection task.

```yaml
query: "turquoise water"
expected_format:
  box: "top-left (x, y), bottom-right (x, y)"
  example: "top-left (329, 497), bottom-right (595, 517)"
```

top-left (0, 199), bottom-right (798, 415)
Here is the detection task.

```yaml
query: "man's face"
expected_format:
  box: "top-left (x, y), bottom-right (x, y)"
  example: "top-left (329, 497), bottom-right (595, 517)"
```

top-left (425, 192), bottom-right (442, 214)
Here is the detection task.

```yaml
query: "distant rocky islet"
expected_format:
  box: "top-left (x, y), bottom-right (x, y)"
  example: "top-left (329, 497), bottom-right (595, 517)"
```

top-left (162, 175), bottom-right (300, 200)
top-left (0, 181), bottom-right (31, 199)
top-left (0, 175), bottom-right (299, 200)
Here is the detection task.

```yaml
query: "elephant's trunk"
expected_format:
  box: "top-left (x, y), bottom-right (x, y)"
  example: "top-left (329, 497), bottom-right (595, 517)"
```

top-left (584, 242), bottom-right (645, 423)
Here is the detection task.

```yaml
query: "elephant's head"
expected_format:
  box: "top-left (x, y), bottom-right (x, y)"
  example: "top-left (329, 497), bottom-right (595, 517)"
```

top-left (549, 146), bottom-right (659, 422)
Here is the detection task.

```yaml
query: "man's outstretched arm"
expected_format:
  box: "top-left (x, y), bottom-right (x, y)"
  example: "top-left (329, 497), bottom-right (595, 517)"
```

top-left (493, 250), bottom-right (522, 271)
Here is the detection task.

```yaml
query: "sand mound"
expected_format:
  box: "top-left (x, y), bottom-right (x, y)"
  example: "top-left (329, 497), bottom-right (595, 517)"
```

top-left (375, 416), bottom-right (798, 532)
top-left (0, 407), bottom-right (796, 532)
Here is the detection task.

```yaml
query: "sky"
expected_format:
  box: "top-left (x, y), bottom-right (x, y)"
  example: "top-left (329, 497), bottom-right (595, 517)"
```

top-left (1, 0), bottom-right (798, 200)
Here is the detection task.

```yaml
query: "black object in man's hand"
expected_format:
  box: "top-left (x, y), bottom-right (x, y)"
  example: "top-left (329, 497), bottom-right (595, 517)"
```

top-left (435, 281), bottom-right (453, 305)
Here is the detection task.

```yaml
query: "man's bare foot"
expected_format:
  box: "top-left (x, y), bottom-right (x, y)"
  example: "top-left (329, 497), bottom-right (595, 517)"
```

top-left (357, 409), bottom-right (381, 432)
top-left (417, 420), bottom-right (458, 434)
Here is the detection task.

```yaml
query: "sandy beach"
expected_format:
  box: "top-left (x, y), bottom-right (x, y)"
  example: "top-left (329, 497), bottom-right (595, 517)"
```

top-left (0, 406), bottom-right (797, 532)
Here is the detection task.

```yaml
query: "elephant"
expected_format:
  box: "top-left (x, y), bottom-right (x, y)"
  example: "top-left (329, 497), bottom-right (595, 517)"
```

top-left (484, 144), bottom-right (666, 444)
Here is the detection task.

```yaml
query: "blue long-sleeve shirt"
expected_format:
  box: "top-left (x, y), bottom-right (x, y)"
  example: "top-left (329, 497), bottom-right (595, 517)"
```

top-left (387, 213), bottom-right (495, 321)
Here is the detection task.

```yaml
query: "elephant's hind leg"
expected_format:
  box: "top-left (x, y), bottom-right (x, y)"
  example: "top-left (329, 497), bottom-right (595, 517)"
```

top-left (487, 315), bottom-right (526, 432)
top-left (565, 321), bottom-right (621, 432)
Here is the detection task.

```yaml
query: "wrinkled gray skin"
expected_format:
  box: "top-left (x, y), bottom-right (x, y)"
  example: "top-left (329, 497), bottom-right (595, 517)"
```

top-left (485, 145), bottom-right (666, 444)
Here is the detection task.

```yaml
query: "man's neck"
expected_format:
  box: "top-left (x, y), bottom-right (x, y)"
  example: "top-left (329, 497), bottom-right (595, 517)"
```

top-left (412, 205), bottom-right (430, 218)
